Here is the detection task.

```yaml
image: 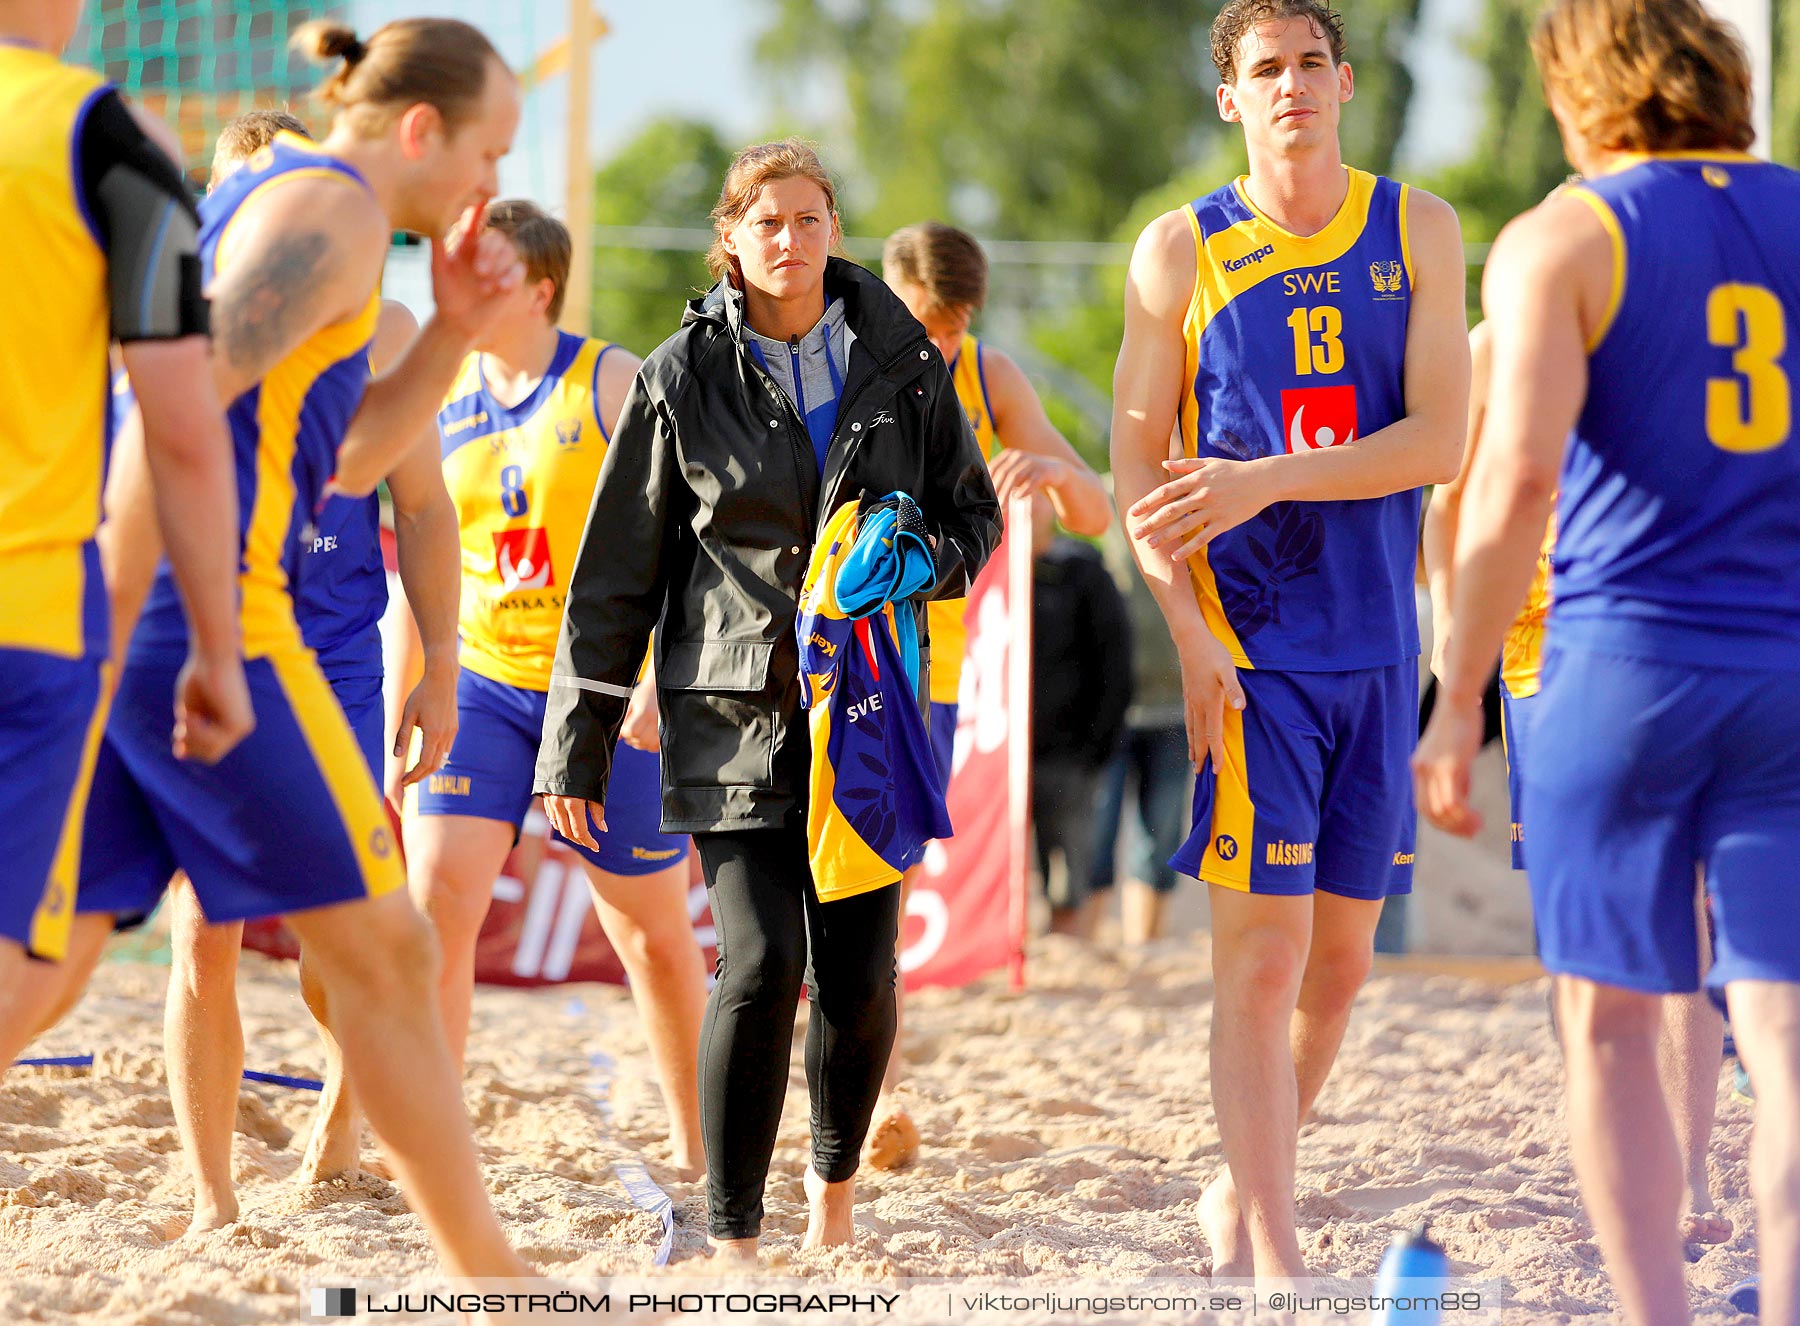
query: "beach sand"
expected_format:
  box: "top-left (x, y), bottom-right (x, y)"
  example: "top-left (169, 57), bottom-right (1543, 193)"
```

top-left (1, 904), bottom-right (1758, 1324)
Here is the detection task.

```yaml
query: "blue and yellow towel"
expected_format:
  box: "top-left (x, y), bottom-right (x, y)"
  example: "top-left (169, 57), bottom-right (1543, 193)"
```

top-left (797, 494), bottom-right (950, 902)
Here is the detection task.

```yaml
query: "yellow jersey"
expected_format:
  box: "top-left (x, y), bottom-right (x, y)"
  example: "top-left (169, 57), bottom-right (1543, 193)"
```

top-left (0, 47), bottom-right (110, 660)
top-left (439, 333), bottom-right (623, 690)
top-left (927, 333), bottom-right (1002, 704)
top-left (1501, 513), bottom-right (1556, 698)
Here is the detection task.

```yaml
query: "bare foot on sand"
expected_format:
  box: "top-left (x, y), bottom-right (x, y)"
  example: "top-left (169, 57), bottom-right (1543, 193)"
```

top-left (1680, 1210), bottom-right (1733, 1246)
top-left (294, 1116), bottom-right (361, 1186)
top-left (1199, 1170), bottom-right (1252, 1279)
top-left (802, 1167), bottom-right (855, 1249)
top-left (169, 1202), bottom-right (237, 1240)
top-left (861, 1104), bottom-right (920, 1171)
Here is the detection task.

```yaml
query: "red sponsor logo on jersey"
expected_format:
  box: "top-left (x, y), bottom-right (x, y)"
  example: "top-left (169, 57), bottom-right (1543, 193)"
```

top-left (1280, 385), bottom-right (1358, 453)
top-left (494, 528), bottom-right (554, 592)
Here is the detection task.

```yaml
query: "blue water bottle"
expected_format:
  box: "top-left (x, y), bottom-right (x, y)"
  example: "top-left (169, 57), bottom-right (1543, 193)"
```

top-left (1370, 1223), bottom-right (1449, 1325)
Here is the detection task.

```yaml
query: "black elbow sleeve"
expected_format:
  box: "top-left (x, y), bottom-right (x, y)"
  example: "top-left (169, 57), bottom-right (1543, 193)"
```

top-left (80, 92), bottom-right (208, 343)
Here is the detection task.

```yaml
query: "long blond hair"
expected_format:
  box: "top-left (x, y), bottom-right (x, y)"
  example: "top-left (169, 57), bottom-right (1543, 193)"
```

top-left (1532, 0), bottom-right (1753, 153)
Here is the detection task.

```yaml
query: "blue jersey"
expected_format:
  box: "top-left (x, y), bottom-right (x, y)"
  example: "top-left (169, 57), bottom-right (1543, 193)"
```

top-left (1179, 168), bottom-right (1420, 672)
top-left (132, 131), bottom-right (380, 663)
top-left (1555, 154), bottom-right (1800, 670)
top-left (112, 375), bottom-right (385, 678)
top-left (295, 492), bottom-right (385, 679)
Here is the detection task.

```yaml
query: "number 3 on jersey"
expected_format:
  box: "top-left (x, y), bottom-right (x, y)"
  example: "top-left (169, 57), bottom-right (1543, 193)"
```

top-left (1707, 283), bottom-right (1791, 453)
top-left (500, 463), bottom-right (529, 517)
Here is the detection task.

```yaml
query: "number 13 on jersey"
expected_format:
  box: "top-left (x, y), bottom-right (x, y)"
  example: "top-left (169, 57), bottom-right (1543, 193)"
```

top-left (1287, 306), bottom-right (1345, 376)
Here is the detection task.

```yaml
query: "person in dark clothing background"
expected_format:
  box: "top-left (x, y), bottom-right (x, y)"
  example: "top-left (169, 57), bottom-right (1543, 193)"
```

top-left (1029, 497), bottom-right (1133, 937)
top-left (533, 139), bottom-right (1000, 1260)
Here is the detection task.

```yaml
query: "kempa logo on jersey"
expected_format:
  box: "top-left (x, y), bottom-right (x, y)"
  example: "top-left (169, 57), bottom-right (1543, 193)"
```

top-left (1222, 243), bottom-right (1276, 273)
top-left (555, 419), bottom-right (583, 449)
top-left (443, 409), bottom-right (489, 436)
top-left (494, 528), bottom-right (555, 592)
top-left (1280, 385), bottom-right (1359, 453)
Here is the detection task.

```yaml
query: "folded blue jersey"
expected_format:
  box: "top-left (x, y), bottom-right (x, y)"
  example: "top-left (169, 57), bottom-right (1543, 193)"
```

top-left (797, 494), bottom-right (951, 902)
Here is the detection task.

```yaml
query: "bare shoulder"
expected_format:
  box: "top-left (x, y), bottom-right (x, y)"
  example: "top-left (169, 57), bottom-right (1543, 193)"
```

top-left (1489, 192), bottom-right (1611, 287)
top-left (597, 341), bottom-right (645, 394)
top-left (1401, 188), bottom-right (1464, 258)
top-left (231, 172), bottom-right (386, 280)
top-left (973, 343), bottom-right (1046, 424)
top-left (369, 299), bottom-right (420, 376)
top-left (1133, 207), bottom-right (1199, 274)
top-left (1127, 207), bottom-right (1199, 320)
top-left (974, 342), bottom-right (1026, 395)
top-left (596, 340), bottom-right (646, 423)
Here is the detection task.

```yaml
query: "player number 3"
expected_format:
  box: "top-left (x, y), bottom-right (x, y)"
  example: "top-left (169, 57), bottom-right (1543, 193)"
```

top-left (500, 463), bottom-right (529, 517)
top-left (1706, 282), bottom-right (1791, 454)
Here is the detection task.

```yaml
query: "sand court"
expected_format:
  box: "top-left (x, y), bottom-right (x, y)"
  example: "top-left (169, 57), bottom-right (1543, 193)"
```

top-left (0, 907), bottom-right (1760, 1325)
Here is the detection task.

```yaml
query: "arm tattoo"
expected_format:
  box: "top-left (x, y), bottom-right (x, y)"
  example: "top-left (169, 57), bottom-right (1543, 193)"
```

top-left (211, 231), bottom-right (333, 380)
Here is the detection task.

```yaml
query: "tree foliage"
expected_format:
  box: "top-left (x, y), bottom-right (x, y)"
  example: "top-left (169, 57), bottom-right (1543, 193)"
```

top-left (584, 0), bottom-right (1793, 464)
top-left (588, 118), bottom-right (737, 358)
top-left (755, 0), bottom-right (1216, 242)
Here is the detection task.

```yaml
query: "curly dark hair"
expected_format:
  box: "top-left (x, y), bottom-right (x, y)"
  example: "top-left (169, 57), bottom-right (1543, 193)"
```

top-left (1210, 0), bottom-right (1346, 85)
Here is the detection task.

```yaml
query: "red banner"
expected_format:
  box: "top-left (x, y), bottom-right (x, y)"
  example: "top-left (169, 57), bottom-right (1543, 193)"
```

top-left (249, 519), bottom-right (1031, 991)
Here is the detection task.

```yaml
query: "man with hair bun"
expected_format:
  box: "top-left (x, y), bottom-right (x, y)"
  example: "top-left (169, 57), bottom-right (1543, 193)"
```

top-left (3, 17), bottom-right (537, 1282)
top-left (1417, 1), bottom-right (1800, 1321)
top-left (1113, 0), bottom-right (1468, 1283)
top-left (155, 108), bottom-right (468, 1233)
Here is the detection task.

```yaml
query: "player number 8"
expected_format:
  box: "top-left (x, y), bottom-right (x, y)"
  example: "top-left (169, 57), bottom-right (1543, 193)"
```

top-left (500, 464), bottom-right (529, 517)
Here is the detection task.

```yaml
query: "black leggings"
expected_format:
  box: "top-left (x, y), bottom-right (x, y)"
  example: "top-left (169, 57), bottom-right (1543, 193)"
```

top-left (694, 825), bottom-right (902, 1240)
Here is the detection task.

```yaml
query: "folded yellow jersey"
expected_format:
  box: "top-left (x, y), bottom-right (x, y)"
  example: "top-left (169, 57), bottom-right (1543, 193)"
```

top-left (796, 497), bottom-right (950, 902)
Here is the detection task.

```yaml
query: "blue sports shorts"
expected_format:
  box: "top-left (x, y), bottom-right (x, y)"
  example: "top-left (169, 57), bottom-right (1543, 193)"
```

top-left (412, 667), bottom-right (687, 876)
top-left (0, 649), bottom-right (106, 959)
top-left (1524, 644), bottom-right (1800, 999)
top-left (1171, 661), bottom-right (1416, 899)
top-left (78, 651), bottom-right (404, 925)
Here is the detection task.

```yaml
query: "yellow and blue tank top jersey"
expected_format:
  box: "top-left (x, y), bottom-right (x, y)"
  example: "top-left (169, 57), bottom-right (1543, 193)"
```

top-left (0, 46), bottom-right (112, 661)
top-left (438, 333), bottom-right (620, 691)
top-left (1501, 513), bottom-right (1556, 698)
top-left (1180, 167), bottom-right (1419, 672)
top-left (926, 334), bottom-right (1002, 704)
top-left (799, 502), bottom-right (952, 901)
top-left (131, 131), bottom-right (381, 664)
top-left (1552, 154), bottom-right (1800, 669)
